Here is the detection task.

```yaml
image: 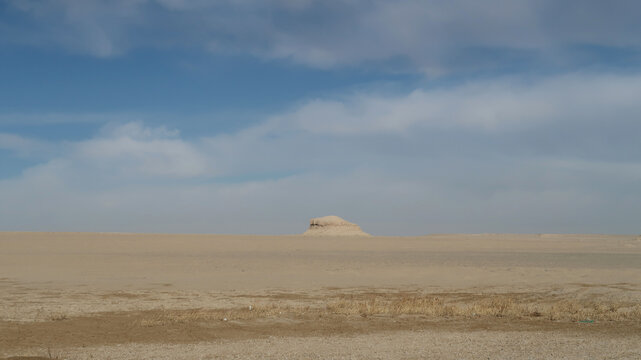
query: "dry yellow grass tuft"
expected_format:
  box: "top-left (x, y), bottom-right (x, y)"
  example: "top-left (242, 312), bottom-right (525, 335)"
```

top-left (47, 313), bottom-right (68, 321)
top-left (326, 294), bottom-right (641, 321)
top-left (327, 296), bottom-right (455, 317)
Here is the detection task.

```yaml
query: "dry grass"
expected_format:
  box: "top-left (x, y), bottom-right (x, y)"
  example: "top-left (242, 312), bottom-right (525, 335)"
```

top-left (138, 304), bottom-right (288, 327)
top-left (46, 313), bottom-right (68, 321)
top-left (135, 293), bottom-right (641, 327)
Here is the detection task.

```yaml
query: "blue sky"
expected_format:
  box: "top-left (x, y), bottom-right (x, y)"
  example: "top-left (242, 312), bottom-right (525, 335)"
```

top-left (1, 0), bottom-right (640, 235)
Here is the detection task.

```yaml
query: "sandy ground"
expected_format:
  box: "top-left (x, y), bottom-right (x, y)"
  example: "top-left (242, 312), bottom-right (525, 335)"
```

top-left (1, 232), bottom-right (640, 359)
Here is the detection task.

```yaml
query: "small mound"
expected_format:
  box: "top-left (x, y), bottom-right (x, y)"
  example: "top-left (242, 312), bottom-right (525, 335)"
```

top-left (303, 215), bottom-right (370, 236)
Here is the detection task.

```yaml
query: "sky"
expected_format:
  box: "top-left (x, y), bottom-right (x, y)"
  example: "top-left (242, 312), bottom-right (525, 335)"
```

top-left (1, 0), bottom-right (640, 235)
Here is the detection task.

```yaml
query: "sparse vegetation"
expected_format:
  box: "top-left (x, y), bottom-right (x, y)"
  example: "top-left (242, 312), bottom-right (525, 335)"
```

top-left (326, 294), bottom-right (641, 321)
top-left (138, 304), bottom-right (285, 327)
top-left (133, 293), bottom-right (641, 327)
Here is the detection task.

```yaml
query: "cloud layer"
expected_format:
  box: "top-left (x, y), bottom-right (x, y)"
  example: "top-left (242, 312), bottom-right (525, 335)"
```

top-left (1, 72), bottom-right (640, 234)
top-left (3, 0), bottom-right (641, 72)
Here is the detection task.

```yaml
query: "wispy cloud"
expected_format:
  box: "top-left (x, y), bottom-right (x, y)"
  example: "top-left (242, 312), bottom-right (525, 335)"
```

top-left (0, 112), bottom-right (146, 125)
top-left (3, 0), bottom-right (641, 72)
top-left (0, 132), bottom-right (54, 157)
top-left (249, 72), bottom-right (641, 141)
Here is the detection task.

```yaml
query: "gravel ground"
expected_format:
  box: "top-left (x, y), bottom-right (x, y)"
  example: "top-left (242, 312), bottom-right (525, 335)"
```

top-left (38, 328), bottom-right (641, 360)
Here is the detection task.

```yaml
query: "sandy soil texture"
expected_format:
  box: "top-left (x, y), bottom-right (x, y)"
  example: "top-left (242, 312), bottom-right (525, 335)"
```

top-left (1, 232), bottom-right (640, 359)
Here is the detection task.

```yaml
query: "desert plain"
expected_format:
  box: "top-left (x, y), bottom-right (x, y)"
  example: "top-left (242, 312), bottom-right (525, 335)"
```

top-left (1, 231), bottom-right (640, 359)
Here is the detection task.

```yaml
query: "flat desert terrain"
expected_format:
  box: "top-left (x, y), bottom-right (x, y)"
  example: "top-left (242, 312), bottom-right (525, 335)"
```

top-left (1, 232), bottom-right (640, 359)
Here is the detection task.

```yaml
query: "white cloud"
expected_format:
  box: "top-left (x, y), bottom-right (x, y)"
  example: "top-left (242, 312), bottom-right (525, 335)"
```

top-left (264, 72), bottom-right (641, 135)
top-left (74, 122), bottom-right (209, 178)
top-left (1, 72), bottom-right (641, 234)
top-left (0, 122), bottom-right (210, 182)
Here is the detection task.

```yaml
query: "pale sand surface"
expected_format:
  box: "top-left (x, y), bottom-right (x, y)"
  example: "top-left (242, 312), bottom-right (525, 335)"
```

top-left (1, 232), bottom-right (640, 359)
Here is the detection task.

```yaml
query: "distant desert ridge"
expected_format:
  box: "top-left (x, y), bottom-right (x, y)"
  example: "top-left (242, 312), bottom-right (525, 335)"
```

top-left (303, 215), bottom-right (370, 236)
